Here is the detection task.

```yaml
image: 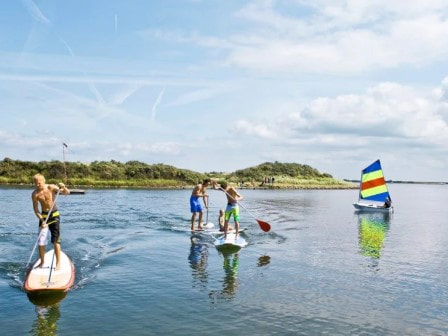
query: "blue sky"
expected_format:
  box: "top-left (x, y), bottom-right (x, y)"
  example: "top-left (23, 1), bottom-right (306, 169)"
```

top-left (1, 0), bottom-right (448, 181)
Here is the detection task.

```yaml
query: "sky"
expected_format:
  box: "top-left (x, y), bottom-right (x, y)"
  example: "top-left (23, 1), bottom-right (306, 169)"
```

top-left (1, 0), bottom-right (448, 181)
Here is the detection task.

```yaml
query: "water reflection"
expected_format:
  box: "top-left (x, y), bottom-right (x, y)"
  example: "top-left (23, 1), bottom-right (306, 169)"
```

top-left (188, 234), bottom-right (209, 286)
top-left (357, 212), bottom-right (391, 260)
top-left (257, 255), bottom-right (271, 267)
top-left (209, 250), bottom-right (240, 303)
top-left (28, 292), bottom-right (66, 336)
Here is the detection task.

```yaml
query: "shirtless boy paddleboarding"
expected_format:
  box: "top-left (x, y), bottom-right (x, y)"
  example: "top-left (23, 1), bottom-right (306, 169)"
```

top-left (32, 174), bottom-right (70, 269)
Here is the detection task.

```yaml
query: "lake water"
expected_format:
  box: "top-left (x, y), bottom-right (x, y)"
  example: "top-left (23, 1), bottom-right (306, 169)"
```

top-left (1, 184), bottom-right (447, 335)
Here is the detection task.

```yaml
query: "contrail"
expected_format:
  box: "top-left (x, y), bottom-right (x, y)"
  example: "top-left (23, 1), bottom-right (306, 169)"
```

top-left (151, 88), bottom-right (165, 122)
top-left (59, 37), bottom-right (105, 105)
top-left (58, 37), bottom-right (75, 57)
top-left (21, 0), bottom-right (51, 25)
top-left (21, 0), bottom-right (105, 105)
top-left (109, 85), bottom-right (141, 106)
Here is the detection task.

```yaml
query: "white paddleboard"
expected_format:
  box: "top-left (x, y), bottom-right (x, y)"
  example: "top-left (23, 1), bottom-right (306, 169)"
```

top-left (24, 250), bottom-right (75, 293)
top-left (171, 225), bottom-right (246, 235)
top-left (214, 232), bottom-right (248, 249)
top-left (210, 228), bottom-right (247, 235)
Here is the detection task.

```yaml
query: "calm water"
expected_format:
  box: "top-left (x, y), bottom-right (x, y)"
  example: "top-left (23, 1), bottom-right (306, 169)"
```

top-left (1, 184), bottom-right (447, 335)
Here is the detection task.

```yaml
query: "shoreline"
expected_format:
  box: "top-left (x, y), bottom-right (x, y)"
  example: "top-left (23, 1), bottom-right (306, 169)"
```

top-left (0, 182), bottom-right (358, 190)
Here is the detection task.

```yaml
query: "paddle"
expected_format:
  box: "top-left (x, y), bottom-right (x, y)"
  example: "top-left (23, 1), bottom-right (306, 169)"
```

top-left (47, 250), bottom-right (56, 287)
top-left (206, 198), bottom-right (209, 225)
top-left (204, 194), bottom-right (215, 229)
top-left (218, 186), bottom-right (271, 232)
top-left (26, 189), bottom-right (61, 269)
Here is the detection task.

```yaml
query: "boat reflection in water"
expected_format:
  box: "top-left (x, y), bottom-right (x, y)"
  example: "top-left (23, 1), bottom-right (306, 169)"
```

top-left (28, 292), bottom-right (66, 336)
top-left (357, 211), bottom-right (391, 260)
top-left (209, 250), bottom-right (240, 303)
top-left (188, 234), bottom-right (209, 287)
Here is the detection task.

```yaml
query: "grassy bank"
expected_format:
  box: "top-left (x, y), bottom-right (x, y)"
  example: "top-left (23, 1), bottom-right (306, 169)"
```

top-left (0, 158), bottom-right (357, 189)
top-left (0, 176), bottom-right (357, 190)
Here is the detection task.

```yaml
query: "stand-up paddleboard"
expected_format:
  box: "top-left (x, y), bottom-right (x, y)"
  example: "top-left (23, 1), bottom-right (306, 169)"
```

top-left (24, 250), bottom-right (75, 293)
top-left (210, 228), bottom-right (247, 235)
top-left (171, 225), bottom-right (246, 235)
top-left (214, 232), bottom-right (247, 249)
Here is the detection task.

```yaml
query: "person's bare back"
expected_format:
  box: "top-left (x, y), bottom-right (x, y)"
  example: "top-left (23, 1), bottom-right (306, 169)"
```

top-left (191, 183), bottom-right (208, 198)
top-left (225, 187), bottom-right (241, 204)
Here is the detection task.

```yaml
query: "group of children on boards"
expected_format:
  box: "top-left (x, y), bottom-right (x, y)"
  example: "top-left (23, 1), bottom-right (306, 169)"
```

top-left (30, 174), bottom-right (242, 271)
top-left (31, 172), bottom-right (391, 271)
top-left (190, 178), bottom-right (243, 238)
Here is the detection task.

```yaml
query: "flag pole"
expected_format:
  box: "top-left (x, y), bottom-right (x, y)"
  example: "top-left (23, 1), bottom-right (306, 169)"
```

top-left (62, 142), bottom-right (68, 184)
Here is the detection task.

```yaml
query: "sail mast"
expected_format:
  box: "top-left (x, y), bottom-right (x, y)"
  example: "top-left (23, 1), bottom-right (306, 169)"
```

top-left (358, 168), bottom-right (362, 202)
top-left (62, 142), bottom-right (68, 184)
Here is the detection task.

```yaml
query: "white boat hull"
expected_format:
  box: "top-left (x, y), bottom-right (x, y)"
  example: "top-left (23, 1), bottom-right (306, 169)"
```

top-left (353, 202), bottom-right (393, 213)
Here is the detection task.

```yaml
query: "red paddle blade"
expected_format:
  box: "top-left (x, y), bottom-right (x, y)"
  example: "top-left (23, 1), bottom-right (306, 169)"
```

top-left (257, 219), bottom-right (271, 232)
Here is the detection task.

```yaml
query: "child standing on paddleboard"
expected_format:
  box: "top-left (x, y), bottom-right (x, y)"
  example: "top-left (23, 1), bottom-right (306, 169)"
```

top-left (213, 181), bottom-right (243, 238)
top-left (190, 179), bottom-right (211, 231)
top-left (32, 174), bottom-right (70, 269)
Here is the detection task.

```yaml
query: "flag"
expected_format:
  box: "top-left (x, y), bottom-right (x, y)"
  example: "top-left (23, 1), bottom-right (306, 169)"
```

top-left (63, 143), bottom-right (68, 148)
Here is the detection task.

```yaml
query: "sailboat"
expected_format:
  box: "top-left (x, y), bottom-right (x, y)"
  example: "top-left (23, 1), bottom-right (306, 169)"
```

top-left (353, 159), bottom-right (393, 212)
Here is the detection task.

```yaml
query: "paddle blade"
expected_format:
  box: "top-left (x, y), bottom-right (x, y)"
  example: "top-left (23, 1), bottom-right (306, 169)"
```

top-left (257, 219), bottom-right (271, 232)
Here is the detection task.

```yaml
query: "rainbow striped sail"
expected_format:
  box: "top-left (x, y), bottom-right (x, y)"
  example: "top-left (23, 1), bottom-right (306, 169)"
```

top-left (358, 159), bottom-right (391, 202)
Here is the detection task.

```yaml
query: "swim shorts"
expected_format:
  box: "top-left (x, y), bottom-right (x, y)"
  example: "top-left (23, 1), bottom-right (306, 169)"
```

top-left (225, 203), bottom-right (240, 222)
top-left (38, 210), bottom-right (61, 245)
top-left (190, 196), bottom-right (202, 213)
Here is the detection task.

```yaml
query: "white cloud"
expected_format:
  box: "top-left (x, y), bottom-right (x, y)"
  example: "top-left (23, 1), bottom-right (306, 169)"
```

top-left (95, 142), bottom-right (182, 157)
top-left (226, 15), bottom-right (448, 73)
top-left (233, 80), bottom-right (448, 147)
top-left (0, 131), bottom-right (182, 160)
top-left (146, 1), bottom-right (448, 74)
top-left (0, 130), bottom-right (59, 148)
top-left (234, 119), bottom-right (277, 139)
top-left (167, 88), bottom-right (226, 107)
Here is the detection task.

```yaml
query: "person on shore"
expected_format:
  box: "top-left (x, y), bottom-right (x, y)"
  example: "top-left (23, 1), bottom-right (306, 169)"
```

top-left (213, 181), bottom-right (243, 238)
top-left (32, 173), bottom-right (70, 269)
top-left (190, 179), bottom-right (211, 231)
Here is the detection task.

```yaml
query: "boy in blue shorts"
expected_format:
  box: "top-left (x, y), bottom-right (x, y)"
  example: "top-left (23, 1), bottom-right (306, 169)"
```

top-left (190, 179), bottom-right (211, 231)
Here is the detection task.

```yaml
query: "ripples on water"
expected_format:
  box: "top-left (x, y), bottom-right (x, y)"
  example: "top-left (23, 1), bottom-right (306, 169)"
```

top-left (0, 185), bottom-right (448, 335)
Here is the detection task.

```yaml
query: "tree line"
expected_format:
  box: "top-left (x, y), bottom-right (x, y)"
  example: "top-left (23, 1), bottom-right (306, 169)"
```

top-left (0, 158), bottom-right (337, 187)
top-left (0, 158), bottom-right (205, 186)
top-left (232, 161), bottom-right (333, 180)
